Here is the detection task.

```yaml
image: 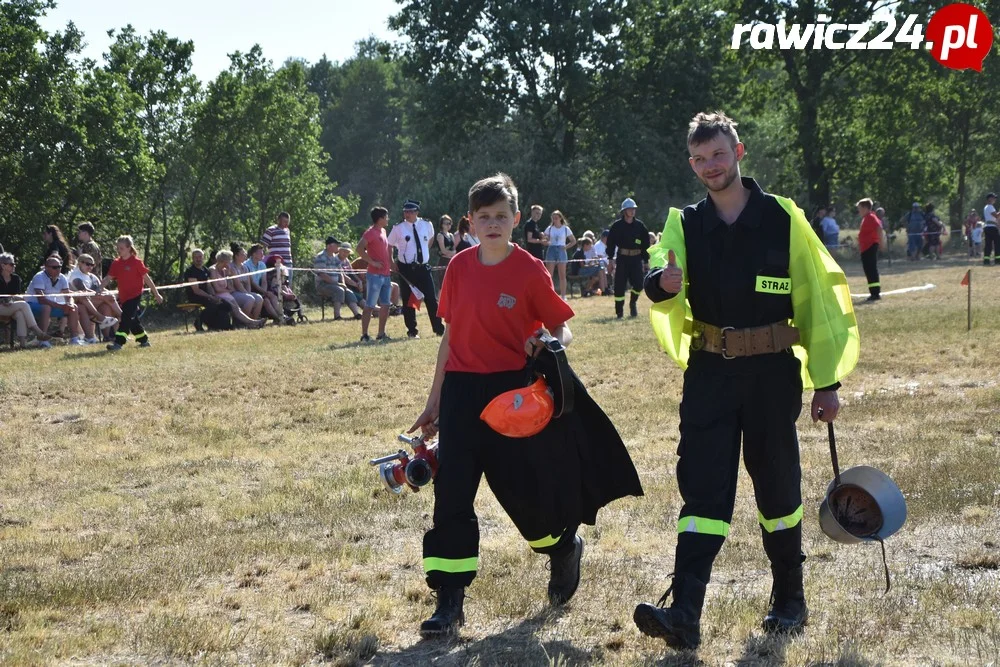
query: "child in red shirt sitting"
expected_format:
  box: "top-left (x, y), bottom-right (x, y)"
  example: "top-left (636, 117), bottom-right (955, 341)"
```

top-left (409, 173), bottom-right (641, 638)
top-left (100, 235), bottom-right (163, 350)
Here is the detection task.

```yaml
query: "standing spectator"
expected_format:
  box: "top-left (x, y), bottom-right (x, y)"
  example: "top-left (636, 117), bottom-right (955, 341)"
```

top-left (184, 249), bottom-right (228, 331)
top-left (357, 206), bottom-right (393, 343)
top-left (543, 210), bottom-right (576, 299)
top-left (903, 202), bottom-right (925, 260)
top-left (436, 216), bottom-right (456, 267)
top-left (230, 244), bottom-right (264, 320)
top-left (333, 242), bottom-right (363, 319)
top-left (69, 253), bottom-right (120, 342)
top-left (41, 225), bottom-right (72, 273)
top-left (983, 192), bottom-right (998, 266)
top-left (455, 216), bottom-right (474, 252)
top-left (964, 210), bottom-right (979, 257)
top-left (26, 256), bottom-right (85, 344)
top-left (0, 252), bottom-right (52, 348)
top-left (76, 222), bottom-right (103, 278)
top-left (820, 206), bottom-right (840, 249)
top-left (921, 204), bottom-right (944, 260)
top-left (606, 199), bottom-right (650, 318)
top-left (101, 235), bottom-right (163, 350)
top-left (856, 198), bottom-right (884, 302)
top-left (243, 244), bottom-right (282, 322)
top-left (972, 221), bottom-right (984, 257)
top-left (261, 211), bottom-right (293, 284)
top-left (522, 204), bottom-right (546, 260)
top-left (209, 251), bottom-right (265, 328)
top-left (387, 200), bottom-right (444, 339)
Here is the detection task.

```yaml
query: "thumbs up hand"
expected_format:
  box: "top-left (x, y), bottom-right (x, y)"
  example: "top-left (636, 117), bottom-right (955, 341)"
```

top-left (659, 249), bottom-right (683, 294)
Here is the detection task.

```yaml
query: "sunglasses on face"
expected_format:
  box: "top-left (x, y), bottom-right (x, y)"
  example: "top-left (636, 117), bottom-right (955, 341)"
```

top-left (46, 264), bottom-right (61, 269)
top-left (81, 261), bottom-right (94, 266)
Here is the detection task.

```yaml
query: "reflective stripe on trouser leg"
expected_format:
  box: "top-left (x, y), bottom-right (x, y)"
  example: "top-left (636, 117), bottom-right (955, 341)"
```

top-left (614, 296), bottom-right (626, 302)
top-left (423, 556), bottom-right (478, 575)
top-left (528, 532), bottom-right (562, 549)
top-left (631, 289), bottom-right (642, 295)
top-left (757, 505), bottom-right (803, 533)
top-left (867, 282), bottom-right (880, 288)
top-left (677, 515), bottom-right (730, 537)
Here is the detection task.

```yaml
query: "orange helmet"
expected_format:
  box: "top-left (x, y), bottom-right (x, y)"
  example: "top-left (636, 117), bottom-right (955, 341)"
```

top-left (480, 377), bottom-right (554, 438)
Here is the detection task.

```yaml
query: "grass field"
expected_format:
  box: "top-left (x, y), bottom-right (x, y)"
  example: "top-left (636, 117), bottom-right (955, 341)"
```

top-left (1, 252), bottom-right (999, 666)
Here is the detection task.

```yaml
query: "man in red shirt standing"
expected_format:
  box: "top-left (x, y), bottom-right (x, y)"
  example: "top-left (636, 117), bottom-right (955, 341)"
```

top-left (356, 206), bottom-right (394, 343)
top-left (857, 198), bottom-right (884, 302)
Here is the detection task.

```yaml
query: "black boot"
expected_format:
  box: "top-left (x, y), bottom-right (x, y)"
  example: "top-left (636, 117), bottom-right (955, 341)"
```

top-left (548, 535), bottom-right (584, 605)
top-left (762, 565), bottom-right (808, 634)
top-left (420, 587), bottom-right (465, 638)
top-left (629, 296), bottom-right (639, 318)
top-left (633, 573), bottom-right (706, 650)
top-left (615, 301), bottom-right (624, 319)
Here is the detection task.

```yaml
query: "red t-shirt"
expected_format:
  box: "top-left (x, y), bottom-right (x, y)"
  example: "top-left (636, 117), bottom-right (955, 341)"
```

top-left (107, 255), bottom-right (149, 301)
top-left (858, 212), bottom-right (883, 252)
top-left (361, 226), bottom-right (391, 276)
top-left (438, 246), bottom-right (574, 374)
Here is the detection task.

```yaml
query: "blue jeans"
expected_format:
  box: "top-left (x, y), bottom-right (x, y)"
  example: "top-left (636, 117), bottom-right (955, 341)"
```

top-left (365, 273), bottom-right (392, 308)
top-left (907, 234), bottom-right (922, 257)
top-left (545, 246), bottom-right (568, 263)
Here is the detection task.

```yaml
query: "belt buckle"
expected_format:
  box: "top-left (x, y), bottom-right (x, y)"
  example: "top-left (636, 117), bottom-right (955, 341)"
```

top-left (720, 326), bottom-right (736, 359)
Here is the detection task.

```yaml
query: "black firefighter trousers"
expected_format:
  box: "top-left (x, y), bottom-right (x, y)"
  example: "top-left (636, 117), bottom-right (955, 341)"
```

top-left (673, 352), bottom-right (805, 585)
top-left (423, 370), bottom-right (580, 590)
top-left (614, 255), bottom-right (644, 316)
top-left (397, 262), bottom-right (444, 337)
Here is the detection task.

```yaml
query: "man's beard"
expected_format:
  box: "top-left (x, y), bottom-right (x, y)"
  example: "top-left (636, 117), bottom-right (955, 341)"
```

top-left (698, 163), bottom-right (739, 192)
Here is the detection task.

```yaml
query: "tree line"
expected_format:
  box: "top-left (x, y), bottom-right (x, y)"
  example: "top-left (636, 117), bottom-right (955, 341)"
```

top-left (2, 0), bottom-right (998, 284)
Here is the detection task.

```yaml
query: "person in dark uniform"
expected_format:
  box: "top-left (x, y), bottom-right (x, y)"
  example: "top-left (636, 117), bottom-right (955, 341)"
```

top-left (606, 198), bottom-right (650, 318)
top-left (387, 200), bottom-right (444, 338)
top-left (632, 112), bottom-right (860, 650)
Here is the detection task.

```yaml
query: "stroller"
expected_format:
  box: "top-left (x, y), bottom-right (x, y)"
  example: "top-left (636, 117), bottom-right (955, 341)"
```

top-left (265, 255), bottom-right (308, 325)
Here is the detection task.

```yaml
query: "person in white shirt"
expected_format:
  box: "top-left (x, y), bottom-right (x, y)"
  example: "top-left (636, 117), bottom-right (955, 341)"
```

top-left (542, 210), bottom-right (577, 298)
top-left (983, 192), bottom-right (998, 266)
top-left (386, 199), bottom-right (444, 338)
top-left (26, 257), bottom-right (85, 344)
top-left (69, 253), bottom-right (119, 342)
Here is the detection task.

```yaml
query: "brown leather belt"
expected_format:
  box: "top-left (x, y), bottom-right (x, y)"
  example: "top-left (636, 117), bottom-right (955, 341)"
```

top-left (692, 321), bottom-right (800, 359)
top-left (617, 249), bottom-right (642, 256)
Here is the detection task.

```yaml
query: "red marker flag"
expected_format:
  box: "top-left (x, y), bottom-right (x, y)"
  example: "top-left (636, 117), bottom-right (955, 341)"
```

top-left (407, 283), bottom-right (425, 310)
top-left (961, 269), bottom-right (970, 286)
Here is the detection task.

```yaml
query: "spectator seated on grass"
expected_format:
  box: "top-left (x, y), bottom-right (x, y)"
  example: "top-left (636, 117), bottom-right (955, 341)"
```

top-left (230, 244), bottom-right (264, 320)
top-left (69, 253), bottom-right (119, 343)
top-left (210, 250), bottom-right (266, 329)
top-left (0, 252), bottom-right (52, 348)
top-left (314, 236), bottom-right (362, 320)
top-left (244, 244), bottom-right (282, 323)
top-left (25, 257), bottom-right (85, 345)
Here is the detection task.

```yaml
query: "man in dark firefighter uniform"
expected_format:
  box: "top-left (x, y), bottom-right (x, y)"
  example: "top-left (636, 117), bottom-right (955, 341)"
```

top-left (632, 112), bottom-right (859, 650)
top-left (606, 198), bottom-right (650, 318)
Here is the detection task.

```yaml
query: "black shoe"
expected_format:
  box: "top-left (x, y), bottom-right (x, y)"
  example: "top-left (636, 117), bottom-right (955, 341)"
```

top-left (194, 316), bottom-right (204, 332)
top-left (353, 313), bottom-right (363, 320)
top-left (633, 573), bottom-right (706, 650)
top-left (548, 535), bottom-right (584, 605)
top-left (359, 334), bottom-right (371, 343)
top-left (376, 333), bottom-right (391, 343)
top-left (333, 315), bottom-right (344, 321)
top-left (139, 339), bottom-right (151, 348)
top-left (865, 294), bottom-right (881, 302)
top-left (629, 303), bottom-right (639, 318)
top-left (407, 332), bottom-right (420, 339)
top-left (419, 587), bottom-right (465, 639)
top-left (762, 565), bottom-right (808, 634)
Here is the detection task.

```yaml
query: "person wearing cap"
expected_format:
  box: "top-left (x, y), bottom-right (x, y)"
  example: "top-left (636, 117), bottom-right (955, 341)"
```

top-left (903, 202), bottom-right (925, 260)
top-left (606, 197), bottom-right (650, 318)
top-left (314, 236), bottom-right (360, 320)
top-left (333, 242), bottom-right (363, 318)
top-left (387, 200), bottom-right (444, 338)
top-left (983, 193), bottom-right (998, 266)
top-left (633, 111), bottom-right (859, 650)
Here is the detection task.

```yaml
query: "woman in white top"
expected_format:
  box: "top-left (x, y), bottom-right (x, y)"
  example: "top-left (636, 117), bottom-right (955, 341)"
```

top-left (69, 253), bottom-right (120, 342)
top-left (542, 209), bottom-right (576, 298)
top-left (230, 244), bottom-right (264, 319)
top-left (210, 251), bottom-right (265, 328)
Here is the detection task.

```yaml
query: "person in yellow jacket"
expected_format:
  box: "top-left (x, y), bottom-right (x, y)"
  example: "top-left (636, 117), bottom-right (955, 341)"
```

top-left (632, 111), bottom-right (859, 650)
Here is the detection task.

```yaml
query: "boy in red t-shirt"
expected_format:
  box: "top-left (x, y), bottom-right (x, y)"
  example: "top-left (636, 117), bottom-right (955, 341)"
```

top-left (99, 235), bottom-right (163, 350)
top-left (409, 173), bottom-right (641, 638)
top-left (856, 198), bottom-right (883, 302)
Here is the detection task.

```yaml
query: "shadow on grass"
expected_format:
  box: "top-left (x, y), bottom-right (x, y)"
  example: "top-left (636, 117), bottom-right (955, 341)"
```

top-left (326, 335), bottom-right (412, 351)
top-left (372, 607), bottom-right (599, 667)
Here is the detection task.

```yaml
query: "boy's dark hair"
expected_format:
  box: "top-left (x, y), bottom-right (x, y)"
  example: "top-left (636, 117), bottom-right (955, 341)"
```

top-left (370, 206), bottom-right (389, 224)
top-left (78, 221), bottom-right (95, 236)
top-left (277, 211), bottom-right (290, 221)
top-left (469, 173), bottom-right (518, 215)
top-left (688, 111), bottom-right (740, 148)
top-left (248, 243), bottom-right (264, 256)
